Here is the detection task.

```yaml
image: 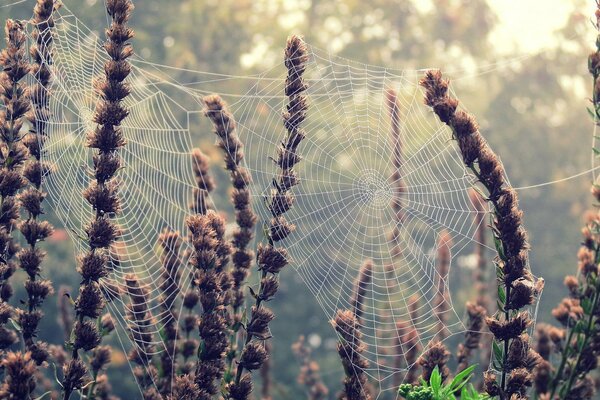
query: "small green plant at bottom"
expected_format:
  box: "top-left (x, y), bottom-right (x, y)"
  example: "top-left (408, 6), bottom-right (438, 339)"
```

top-left (398, 366), bottom-right (489, 400)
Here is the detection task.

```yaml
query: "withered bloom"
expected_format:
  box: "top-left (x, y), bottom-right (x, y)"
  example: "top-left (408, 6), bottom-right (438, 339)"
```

top-left (0, 351), bottom-right (36, 398)
top-left (455, 302), bottom-right (486, 373)
top-left (90, 346), bottom-right (112, 375)
top-left (420, 70), bottom-right (539, 398)
top-left (228, 35), bottom-right (309, 399)
top-left (204, 94), bottom-right (257, 366)
top-left (418, 342), bottom-right (450, 383)
top-left (292, 335), bottom-right (329, 400)
top-left (333, 310), bottom-right (371, 400)
top-left (0, 19), bottom-right (31, 354)
top-left (167, 375), bottom-right (200, 400)
top-left (187, 212), bottom-right (231, 399)
top-left (62, 359), bottom-right (89, 400)
top-left (351, 259), bottom-right (373, 323)
top-left (66, 0), bottom-right (134, 397)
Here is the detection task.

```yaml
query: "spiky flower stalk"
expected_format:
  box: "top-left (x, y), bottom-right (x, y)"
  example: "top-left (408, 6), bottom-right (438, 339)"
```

top-left (176, 148), bottom-right (214, 376)
top-left (292, 335), bottom-right (329, 400)
top-left (0, 19), bottom-right (31, 356)
top-left (393, 320), bottom-right (420, 388)
top-left (157, 229), bottom-right (182, 394)
top-left (351, 259), bottom-right (373, 323)
top-left (16, 0), bottom-right (58, 368)
top-left (203, 94), bottom-right (257, 378)
top-left (124, 273), bottom-right (160, 399)
top-left (187, 211), bottom-right (231, 399)
top-left (405, 295), bottom-right (421, 384)
top-left (455, 302), bottom-right (486, 373)
top-left (420, 70), bottom-right (540, 399)
top-left (190, 148), bottom-right (214, 215)
top-left (333, 310), bottom-right (371, 400)
top-left (227, 35), bottom-right (309, 400)
top-left (434, 230), bottom-right (452, 341)
top-left (63, 1), bottom-right (134, 398)
top-left (386, 88), bottom-right (406, 257)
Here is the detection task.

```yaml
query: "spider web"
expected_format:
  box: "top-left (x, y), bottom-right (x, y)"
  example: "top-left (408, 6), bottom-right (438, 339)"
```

top-left (22, 2), bottom-right (529, 397)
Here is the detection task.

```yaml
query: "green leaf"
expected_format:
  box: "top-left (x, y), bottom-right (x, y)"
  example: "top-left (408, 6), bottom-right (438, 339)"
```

top-left (248, 286), bottom-right (258, 299)
top-left (448, 365), bottom-right (476, 393)
top-left (492, 341), bottom-right (503, 363)
top-left (493, 235), bottom-right (506, 260)
top-left (430, 366), bottom-right (441, 395)
top-left (582, 297), bottom-right (592, 314)
top-left (8, 317), bottom-right (21, 332)
top-left (497, 286), bottom-right (506, 304)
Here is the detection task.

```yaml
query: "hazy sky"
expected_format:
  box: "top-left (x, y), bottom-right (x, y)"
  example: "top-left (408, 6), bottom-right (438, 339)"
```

top-left (489, 0), bottom-right (592, 53)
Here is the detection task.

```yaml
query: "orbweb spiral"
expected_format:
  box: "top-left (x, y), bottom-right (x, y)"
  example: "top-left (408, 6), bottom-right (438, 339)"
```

top-left (21, 2), bottom-right (540, 396)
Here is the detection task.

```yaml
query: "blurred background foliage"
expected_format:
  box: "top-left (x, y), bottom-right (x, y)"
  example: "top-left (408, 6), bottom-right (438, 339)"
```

top-left (0, 0), bottom-right (595, 397)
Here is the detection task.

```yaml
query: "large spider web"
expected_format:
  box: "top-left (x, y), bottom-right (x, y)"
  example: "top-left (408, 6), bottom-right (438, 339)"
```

top-left (21, 2), bottom-right (528, 397)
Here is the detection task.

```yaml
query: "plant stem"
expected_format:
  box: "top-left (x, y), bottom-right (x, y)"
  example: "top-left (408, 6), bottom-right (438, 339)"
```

top-left (548, 322), bottom-right (577, 398)
top-left (233, 270), bottom-right (268, 387)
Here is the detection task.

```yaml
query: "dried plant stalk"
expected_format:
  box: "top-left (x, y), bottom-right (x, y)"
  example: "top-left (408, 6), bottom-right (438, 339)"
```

top-left (228, 35), bottom-right (309, 400)
top-left (351, 259), bottom-right (373, 323)
top-left (420, 70), bottom-right (540, 399)
top-left (64, 1), bottom-right (134, 398)
top-left (333, 310), bottom-right (371, 400)
top-left (0, 19), bottom-right (31, 358)
top-left (386, 88), bottom-right (407, 257)
top-left (434, 230), bottom-right (452, 341)
top-left (16, 0), bottom-right (58, 368)
top-left (456, 302), bottom-right (486, 373)
top-left (204, 94), bottom-right (258, 378)
top-left (187, 211), bottom-right (231, 399)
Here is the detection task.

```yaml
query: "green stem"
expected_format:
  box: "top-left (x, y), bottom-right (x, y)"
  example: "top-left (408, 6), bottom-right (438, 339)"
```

top-left (562, 243), bottom-right (600, 395)
top-left (85, 370), bottom-right (99, 400)
top-left (548, 323), bottom-right (577, 398)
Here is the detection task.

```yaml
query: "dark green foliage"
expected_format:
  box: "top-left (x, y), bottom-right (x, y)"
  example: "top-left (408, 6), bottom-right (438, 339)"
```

top-left (398, 366), bottom-right (488, 400)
